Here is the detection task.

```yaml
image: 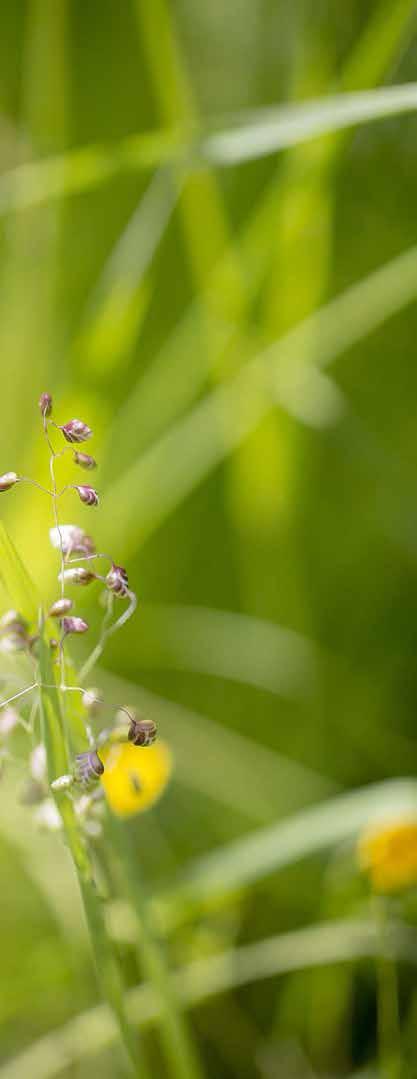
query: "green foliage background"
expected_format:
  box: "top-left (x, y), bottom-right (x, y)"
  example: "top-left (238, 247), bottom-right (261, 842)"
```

top-left (1, 1), bottom-right (417, 1076)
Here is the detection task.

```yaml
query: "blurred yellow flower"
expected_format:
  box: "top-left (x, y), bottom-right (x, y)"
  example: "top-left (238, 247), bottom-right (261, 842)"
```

top-left (101, 740), bottom-right (172, 818)
top-left (358, 817), bottom-right (417, 893)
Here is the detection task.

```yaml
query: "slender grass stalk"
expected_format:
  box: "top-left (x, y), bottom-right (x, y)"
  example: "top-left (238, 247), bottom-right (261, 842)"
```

top-left (37, 624), bottom-right (150, 1078)
top-left (374, 897), bottom-right (402, 1079)
top-left (107, 811), bottom-right (204, 1079)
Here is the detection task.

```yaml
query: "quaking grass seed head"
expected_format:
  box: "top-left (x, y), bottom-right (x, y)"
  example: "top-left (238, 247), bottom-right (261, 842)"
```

top-left (39, 392), bottom-right (52, 417)
top-left (73, 451), bottom-right (97, 470)
top-left (0, 472), bottom-right (19, 492)
top-left (59, 567), bottom-right (96, 586)
top-left (50, 524), bottom-right (96, 558)
top-left (60, 418), bottom-right (92, 443)
top-left (75, 485), bottom-right (99, 507)
top-left (128, 717), bottom-right (157, 747)
top-left (49, 598), bottom-right (73, 618)
top-left (75, 750), bottom-right (104, 786)
top-left (106, 564), bottom-right (129, 596)
top-left (62, 616), bottom-right (89, 635)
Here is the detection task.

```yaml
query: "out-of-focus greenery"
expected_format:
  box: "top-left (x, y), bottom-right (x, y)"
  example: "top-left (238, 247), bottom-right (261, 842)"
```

top-left (3, 1), bottom-right (417, 1076)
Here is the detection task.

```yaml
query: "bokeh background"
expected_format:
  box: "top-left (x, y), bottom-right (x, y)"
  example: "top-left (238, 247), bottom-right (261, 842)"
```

top-left (2, 1), bottom-right (417, 1076)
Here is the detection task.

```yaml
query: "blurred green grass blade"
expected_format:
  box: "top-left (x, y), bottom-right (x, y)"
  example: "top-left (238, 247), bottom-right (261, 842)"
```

top-left (100, 669), bottom-right (335, 824)
top-left (4, 918), bottom-right (417, 1079)
top-left (341, 0), bottom-right (417, 90)
top-left (100, 244), bottom-right (417, 554)
top-left (4, 83), bottom-right (417, 215)
top-left (107, 812), bottom-right (204, 1079)
top-left (105, 0), bottom-right (417, 479)
top-left (0, 129), bottom-right (182, 214)
top-left (204, 83), bottom-right (417, 165)
top-left (170, 780), bottom-right (417, 910)
top-left (135, 0), bottom-right (245, 326)
top-left (0, 520), bottom-right (39, 620)
top-left (129, 603), bottom-right (315, 698)
top-left (73, 170), bottom-right (176, 378)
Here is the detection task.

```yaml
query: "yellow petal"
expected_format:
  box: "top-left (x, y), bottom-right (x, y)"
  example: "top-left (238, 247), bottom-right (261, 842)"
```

top-left (101, 740), bottom-right (172, 818)
top-left (358, 818), bottom-right (417, 893)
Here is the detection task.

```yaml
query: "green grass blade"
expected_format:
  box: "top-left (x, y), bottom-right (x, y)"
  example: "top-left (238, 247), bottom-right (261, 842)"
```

top-left (4, 919), bottom-right (417, 1079)
top-left (99, 244), bottom-right (417, 555)
top-left (169, 780), bottom-right (417, 911)
top-left (0, 520), bottom-right (39, 621)
top-left (3, 83), bottom-right (417, 214)
top-left (37, 624), bottom-right (149, 1077)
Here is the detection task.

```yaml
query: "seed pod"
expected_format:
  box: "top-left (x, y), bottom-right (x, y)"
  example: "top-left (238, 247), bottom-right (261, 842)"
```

top-left (128, 717), bottom-right (157, 747)
top-left (75, 750), bottom-right (104, 785)
top-left (58, 567), bottom-right (96, 586)
top-left (82, 688), bottom-right (103, 714)
top-left (73, 451), bottom-right (97, 471)
top-left (62, 616), bottom-right (89, 635)
top-left (51, 773), bottom-right (74, 792)
top-left (39, 392), bottom-right (52, 417)
top-left (75, 485), bottom-right (99, 507)
top-left (60, 419), bottom-right (92, 443)
top-left (106, 564), bottom-right (129, 597)
top-left (50, 524), bottom-right (96, 558)
top-left (49, 597), bottom-right (73, 618)
top-left (0, 472), bottom-right (18, 492)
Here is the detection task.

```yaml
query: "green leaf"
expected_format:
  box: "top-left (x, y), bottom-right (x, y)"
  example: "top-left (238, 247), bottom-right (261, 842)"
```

top-left (0, 520), bottom-right (39, 621)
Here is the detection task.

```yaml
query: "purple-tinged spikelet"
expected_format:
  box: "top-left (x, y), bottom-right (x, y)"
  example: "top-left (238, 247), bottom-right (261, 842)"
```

top-left (0, 472), bottom-right (18, 492)
top-left (60, 419), bottom-right (92, 444)
top-left (75, 485), bottom-right (99, 507)
top-left (106, 564), bottom-right (129, 597)
top-left (50, 524), bottom-right (96, 558)
top-left (128, 717), bottom-right (157, 747)
top-left (73, 451), bottom-right (97, 471)
top-left (39, 392), bottom-right (52, 417)
top-left (58, 567), bottom-right (96, 586)
top-left (48, 598), bottom-right (73, 618)
top-left (62, 616), bottom-right (89, 635)
top-left (75, 750), bottom-right (104, 785)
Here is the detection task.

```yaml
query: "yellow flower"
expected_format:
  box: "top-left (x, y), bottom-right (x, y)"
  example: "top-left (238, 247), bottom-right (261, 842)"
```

top-left (358, 817), bottom-right (417, 893)
top-left (101, 740), bottom-right (172, 818)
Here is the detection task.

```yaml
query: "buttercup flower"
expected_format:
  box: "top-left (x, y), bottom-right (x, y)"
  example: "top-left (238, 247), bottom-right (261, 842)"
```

top-left (60, 419), bottom-right (92, 443)
top-left (358, 817), bottom-right (417, 893)
top-left (101, 741), bottom-right (172, 818)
